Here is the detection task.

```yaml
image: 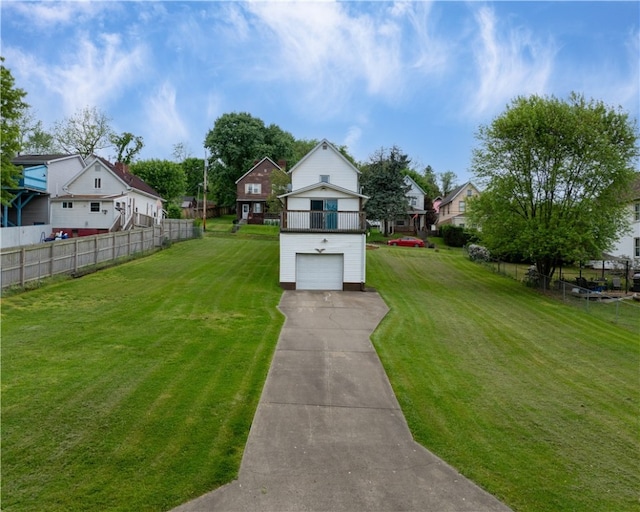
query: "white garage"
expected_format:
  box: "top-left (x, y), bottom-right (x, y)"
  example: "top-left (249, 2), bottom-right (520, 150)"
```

top-left (296, 254), bottom-right (344, 290)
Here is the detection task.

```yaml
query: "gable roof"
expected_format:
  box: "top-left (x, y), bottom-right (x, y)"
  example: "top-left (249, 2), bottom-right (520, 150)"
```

top-left (69, 156), bottom-right (163, 200)
top-left (439, 182), bottom-right (479, 207)
top-left (278, 181), bottom-right (368, 200)
top-left (235, 156), bottom-right (282, 184)
top-left (403, 175), bottom-right (426, 195)
top-left (287, 139), bottom-right (360, 176)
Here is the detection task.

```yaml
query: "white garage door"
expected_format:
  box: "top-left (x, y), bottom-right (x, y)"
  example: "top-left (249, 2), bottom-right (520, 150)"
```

top-left (296, 254), bottom-right (344, 290)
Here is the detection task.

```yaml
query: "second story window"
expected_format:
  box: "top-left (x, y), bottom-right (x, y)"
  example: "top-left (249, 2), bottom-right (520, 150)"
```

top-left (94, 178), bottom-right (101, 189)
top-left (62, 201), bottom-right (73, 209)
top-left (90, 202), bottom-right (100, 212)
top-left (459, 201), bottom-right (465, 212)
top-left (635, 202), bottom-right (640, 222)
top-left (467, 189), bottom-right (472, 197)
top-left (409, 196), bottom-right (417, 206)
top-left (246, 183), bottom-right (261, 194)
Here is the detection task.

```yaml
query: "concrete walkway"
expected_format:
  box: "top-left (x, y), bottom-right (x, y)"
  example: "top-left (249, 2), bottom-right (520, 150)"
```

top-left (172, 291), bottom-right (512, 512)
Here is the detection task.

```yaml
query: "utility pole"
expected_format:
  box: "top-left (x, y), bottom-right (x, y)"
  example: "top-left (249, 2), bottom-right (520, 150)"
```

top-left (203, 151), bottom-right (207, 232)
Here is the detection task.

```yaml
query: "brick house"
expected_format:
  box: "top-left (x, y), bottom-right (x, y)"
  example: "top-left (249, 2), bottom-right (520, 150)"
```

top-left (235, 157), bottom-right (283, 224)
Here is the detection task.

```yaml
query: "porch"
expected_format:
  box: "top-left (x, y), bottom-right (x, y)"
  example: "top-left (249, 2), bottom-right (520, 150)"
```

top-left (280, 210), bottom-right (367, 233)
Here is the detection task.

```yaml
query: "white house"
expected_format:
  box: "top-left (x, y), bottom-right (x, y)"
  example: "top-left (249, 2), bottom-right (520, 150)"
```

top-left (394, 175), bottom-right (427, 234)
top-left (279, 139), bottom-right (368, 291)
top-left (603, 174), bottom-right (640, 268)
top-left (50, 157), bottom-right (164, 237)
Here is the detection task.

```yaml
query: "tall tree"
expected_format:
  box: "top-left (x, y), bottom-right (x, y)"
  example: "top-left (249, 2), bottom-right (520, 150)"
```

top-left (203, 112), bottom-right (295, 206)
top-left (181, 157), bottom-right (206, 196)
top-left (469, 93), bottom-right (638, 280)
top-left (1, 57), bottom-right (29, 205)
top-left (361, 146), bottom-right (411, 235)
top-left (111, 132), bottom-right (144, 164)
top-left (129, 159), bottom-right (186, 204)
top-left (23, 120), bottom-right (56, 154)
top-left (438, 170), bottom-right (458, 197)
top-left (53, 106), bottom-right (114, 157)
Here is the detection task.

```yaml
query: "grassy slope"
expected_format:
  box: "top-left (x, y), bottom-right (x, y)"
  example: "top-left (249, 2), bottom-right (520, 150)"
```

top-left (1, 236), bottom-right (283, 512)
top-left (2, 232), bottom-right (638, 511)
top-left (367, 246), bottom-right (639, 512)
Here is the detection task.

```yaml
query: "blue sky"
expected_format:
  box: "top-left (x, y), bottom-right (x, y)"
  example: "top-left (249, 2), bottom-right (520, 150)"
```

top-left (2, 1), bottom-right (638, 184)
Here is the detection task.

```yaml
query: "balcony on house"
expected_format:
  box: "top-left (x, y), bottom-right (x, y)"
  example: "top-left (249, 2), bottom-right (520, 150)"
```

top-left (280, 210), bottom-right (367, 233)
top-left (19, 165), bottom-right (48, 192)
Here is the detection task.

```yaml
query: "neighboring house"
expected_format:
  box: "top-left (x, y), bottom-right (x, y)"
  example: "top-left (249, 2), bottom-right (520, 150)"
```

top-left (3, 154), bottom-right (86, 227)
top-left (235, 157), bottom-right (283, 224)
top-left (394, 175), bottom-right (427, 234)
top-left (50, 157), bottom-right (164, 237)
top-left (437, 182), bottom-right (480, 228)
top-left (607, 174), bottom-right (640, 267)
top-left (278, 139), bottom-right (368, 291)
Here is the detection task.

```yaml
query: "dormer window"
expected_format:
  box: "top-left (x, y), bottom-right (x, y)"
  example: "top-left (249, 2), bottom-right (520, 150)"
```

top-left (320, 175), bottom-right (330, 183)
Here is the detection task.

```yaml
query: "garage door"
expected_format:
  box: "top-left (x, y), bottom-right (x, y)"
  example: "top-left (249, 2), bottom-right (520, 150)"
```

top-left (296, 254), bottom-right (344, 290)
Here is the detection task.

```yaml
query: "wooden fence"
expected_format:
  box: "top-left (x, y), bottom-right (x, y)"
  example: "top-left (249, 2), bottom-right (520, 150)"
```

top-left (1, 219), bottom-right (198, 290)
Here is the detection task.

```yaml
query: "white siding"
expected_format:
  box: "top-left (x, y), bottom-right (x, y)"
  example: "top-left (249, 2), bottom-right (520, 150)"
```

top-left (47, 157), bottom-right (86, 197)
top-left (610, 201), bottom-right (640, 263)
top-left (291, 146), bottom-right (358, 192)
top-left (280, 233), bottom-right (366, 286)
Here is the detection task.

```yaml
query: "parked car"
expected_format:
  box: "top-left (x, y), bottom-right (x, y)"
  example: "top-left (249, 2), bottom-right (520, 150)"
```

top-left (387, 236), bottom-right (425, 248)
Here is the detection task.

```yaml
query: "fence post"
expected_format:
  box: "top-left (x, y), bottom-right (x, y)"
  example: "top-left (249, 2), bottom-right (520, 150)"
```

top-left (20, 247), bottom-right (25, 287)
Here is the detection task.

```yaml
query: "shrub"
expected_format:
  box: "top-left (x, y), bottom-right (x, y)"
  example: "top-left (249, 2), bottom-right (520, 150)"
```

top-left (440, 225), bottom-right (471, 247)
top-left (468, 244), bottom-right (491, 262)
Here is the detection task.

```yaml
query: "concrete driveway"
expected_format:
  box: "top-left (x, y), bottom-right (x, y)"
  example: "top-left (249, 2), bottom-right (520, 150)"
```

top-left (172, 290), bottom-right (512, 512)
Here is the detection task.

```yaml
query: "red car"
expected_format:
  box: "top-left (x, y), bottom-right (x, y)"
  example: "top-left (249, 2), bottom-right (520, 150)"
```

top-left (387, 236), bottom-right (425, 248)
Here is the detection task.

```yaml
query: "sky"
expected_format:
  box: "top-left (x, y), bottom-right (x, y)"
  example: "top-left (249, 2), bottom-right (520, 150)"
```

top-left (2, 1), bottom-right (638, 185)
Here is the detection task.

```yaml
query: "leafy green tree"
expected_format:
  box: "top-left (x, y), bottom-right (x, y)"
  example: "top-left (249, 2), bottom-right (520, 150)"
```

top-left (23, 120), bottom-right (56, 154)
top-left (53, 106), bottom-right (114, 157)
top-left (129, 159), bottom-right (186, 204)
top-left (1, 57), bottom-right (29, 205)
top-left (361, 146), bottom-right (411, 236)
top-left (469, 93), bottom-right (639, 280)
top-left (203, 112), bottom-right (295, 206)
top-left (438, 170), bottom-right (458, 197)
top-left (422, 165), bottom-right (441, 198)
top-left (111, 132), bottom-right (144, 164)
top-left (266, 168), bottom-right (291, 214)
top-left (181, 157), bottom-right (206, 196)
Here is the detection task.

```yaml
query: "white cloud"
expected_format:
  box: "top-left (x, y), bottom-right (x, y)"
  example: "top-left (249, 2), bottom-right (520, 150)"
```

top-left (3, 1), bottom-right (112, 29)
top-left (466, 6), bottom-right (556, 118)
top-left (243, 2), bottom-right (445, 118)
top-left (344, 125), bottom-right (363, 153)
top-left (144, 81), bottom-right (189, 151)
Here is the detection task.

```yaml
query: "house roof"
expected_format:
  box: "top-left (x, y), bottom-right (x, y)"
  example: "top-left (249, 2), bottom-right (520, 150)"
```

top-left (93, 157), bottom-right (163, 200)
top-left (404, 175), bottom-right (426, 195)
top-left (235, 156), bottom-right (282, 184)
top-left (12, 154), bottom-right (85, 166)
top-left (278, 181), bottom-right (368, 200)
top-left (287, 139), bottom-right (361, 176)
top-left (439, 182), bottom-right (478, 207)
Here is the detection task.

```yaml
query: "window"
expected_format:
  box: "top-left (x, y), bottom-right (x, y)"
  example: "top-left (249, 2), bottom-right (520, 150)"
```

top-left (62, 201), bottom-right (73, 209)
top-left (635, 238), bottom-right (640, 258)
top-left (320, 175), bottom-right (330, 183)
top-left (409, 196), bottom-right (417, 206)
top-left (254, 203), bottom-right (262, 213)
top-left (245, 183), bottom-right (261, 194)
top-left (90, 202), bottom-right (100, 212)
top-left (459, 200), bottom-right (466, 212)
top-left (467, 189), bottom-right (473, 197)
top-left (634, 202), bottom-right (640, 221)
top-left (94, 178), bottom-right (101, 189)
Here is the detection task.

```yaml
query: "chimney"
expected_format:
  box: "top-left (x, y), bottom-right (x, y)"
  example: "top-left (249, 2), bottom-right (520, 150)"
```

top-left (278, 159), bottom-right (286, 170)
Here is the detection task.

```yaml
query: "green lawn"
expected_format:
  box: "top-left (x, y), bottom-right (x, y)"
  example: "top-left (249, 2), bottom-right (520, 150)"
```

top-left (367, 245), bottom-right (639, 512)
top-left (1, 235), bottom-right (284, 512)
top-left (2, 235), bottom-right (638, 511)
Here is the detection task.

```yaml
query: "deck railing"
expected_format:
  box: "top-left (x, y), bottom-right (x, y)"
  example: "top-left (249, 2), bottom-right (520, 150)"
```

top-left (281, 210), bottom-right (366, 232)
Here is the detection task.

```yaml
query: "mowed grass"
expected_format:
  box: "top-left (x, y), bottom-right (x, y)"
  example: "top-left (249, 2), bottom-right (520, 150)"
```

top-left (367, 246), bottom-right (639, 512)
top-left (1, 235), bottom-right (284, 512)
top-left (2, 234), bottom-right (638, 512)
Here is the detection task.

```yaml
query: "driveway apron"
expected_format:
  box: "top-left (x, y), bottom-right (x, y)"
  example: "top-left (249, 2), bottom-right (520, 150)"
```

top-left (172, 290), bottom-right (512, 512)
